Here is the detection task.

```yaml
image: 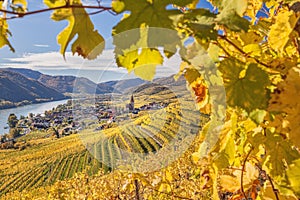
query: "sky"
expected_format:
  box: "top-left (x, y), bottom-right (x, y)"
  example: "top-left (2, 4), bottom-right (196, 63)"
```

top-left (0, 0), bottom-right (213, 83)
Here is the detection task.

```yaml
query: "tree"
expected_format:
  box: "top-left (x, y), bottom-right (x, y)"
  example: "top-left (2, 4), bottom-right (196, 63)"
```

top-left (8, 128), bottom-right (21, 139)
top-left (28, 113), bottom-right (34, 118)
top-left (1, 0), bottom-right (300, 199)
top-left (7, 113), bottom-right (18, 128)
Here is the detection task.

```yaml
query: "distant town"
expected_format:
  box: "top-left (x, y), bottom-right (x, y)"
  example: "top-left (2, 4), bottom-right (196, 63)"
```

top-left (0, 94), bottom-right (169, 149)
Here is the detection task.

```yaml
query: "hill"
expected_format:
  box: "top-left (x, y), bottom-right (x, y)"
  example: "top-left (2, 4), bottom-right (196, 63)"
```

top-left (2, 68), bottom-right (185, 98)
top-left (4, 68), bottom-right (118, 94)
top-left (0, 70), bottom-right (66, 109)
top-left (5, 68), bottom-right (42, 80)
top-left (38, 74), bottom-right (117, 94)
top-left (128, 75), bottom-right (186, 96)
top-left (103, 78), bottom-right (147, 93)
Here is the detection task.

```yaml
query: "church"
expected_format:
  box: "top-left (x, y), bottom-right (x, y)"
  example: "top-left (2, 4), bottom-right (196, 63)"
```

top-left (126, 95), bottom-right (134, 112)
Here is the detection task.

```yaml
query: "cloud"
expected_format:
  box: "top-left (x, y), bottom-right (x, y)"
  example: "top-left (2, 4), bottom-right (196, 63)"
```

top-left (1, 49), bottom-right (181, 81)
top-left (33, 44), bottom-right (50, 48)
top-left (1, 50), bottom-right (118, 71)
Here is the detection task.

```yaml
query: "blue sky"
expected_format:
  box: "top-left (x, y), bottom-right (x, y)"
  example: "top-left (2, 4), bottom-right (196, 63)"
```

top-left (0, 0), bottom-right (213, 83)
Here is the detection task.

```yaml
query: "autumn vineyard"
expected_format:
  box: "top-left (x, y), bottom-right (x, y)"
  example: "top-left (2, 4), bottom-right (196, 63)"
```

top-left (0, 0), bottom-right (300, 199)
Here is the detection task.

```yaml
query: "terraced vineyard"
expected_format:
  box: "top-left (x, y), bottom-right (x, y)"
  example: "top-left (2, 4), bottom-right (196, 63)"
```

top-left (83, 102), bottom-right (210, 170)
top-left (0, 135), bottom-right (102, 197)
top-left (0, 101), bottom-right (209, 197)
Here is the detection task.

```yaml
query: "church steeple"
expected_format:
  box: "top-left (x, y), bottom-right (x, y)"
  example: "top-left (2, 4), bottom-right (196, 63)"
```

top-left (129, 95), bottom-right (134, 111)
top-left (130, 95), bottom-right (134, 103)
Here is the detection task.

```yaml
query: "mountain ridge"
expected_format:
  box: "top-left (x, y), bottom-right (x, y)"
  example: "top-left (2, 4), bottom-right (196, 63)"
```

top-left (0, 68), bottom-right (186, 109)
top-left (5, 68), bottom-right (148, 94)
top-left (0, 69), bottom-right (67, 109)
top-left (5, 68), bottom-right (118, 94)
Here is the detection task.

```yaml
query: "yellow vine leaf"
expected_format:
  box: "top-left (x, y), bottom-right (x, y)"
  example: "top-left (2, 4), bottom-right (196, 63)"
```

top-left (207, 43), bottom-right (220, 62)
top-left (45, 0), bottom-right (104, 59)
top-left (216, 9), bottom-right (250, 31)
top-left (117, 48), bottom-right (163, 81)
top-left (210, 114), bottom-right (237, 169)
top-left (287, 158), bottom-right (300, 197)
top-left (257, 182), bottom-right (298, 200)
top-left (134, 48), bottom-right (163, 81)
top-left (112, 0), bottom-right (125, 13)
top-left (245, 0), bottom-right (263, 21)
top-left (59, 8), bottom-right (104, 59)
top-left (243, 43), bottom-right (262, 57)
top-left (268, 9), bottom-right (299, 53)
top-left (0, 19), bottom-right (14, 52)
top-left (158, 182), bottom-right (172, 193)
top-left (268, 68), bottom-right (300, 148)
top-left (165, 171), bottom-right (173, 182)
top-left (12, 0), bottom-right (27, 6)
top-left (219, 175), bottom-right (240, 192)
top-left (220, 163), bottom-right (259, 193)
top-left (12, 0), bottom-right (27, 11)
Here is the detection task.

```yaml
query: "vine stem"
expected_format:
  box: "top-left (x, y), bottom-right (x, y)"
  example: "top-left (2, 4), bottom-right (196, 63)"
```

top-left (134, 179), bottom-right (141, 200)
top-left (218, 35), bottom-right (271, 69)
top-left (241, 146), bottom-right (253, 200)
top-left (267, 175), bottom-right (280, 200)
top-left (0, 4), bottom-right (113, 19)
top-left (254, 163), bottom-right (280, 200)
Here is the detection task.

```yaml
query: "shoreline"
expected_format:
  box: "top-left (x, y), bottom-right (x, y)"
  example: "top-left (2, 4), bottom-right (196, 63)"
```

top-left (0, 96), bottom-right (71, 110)
top-left (0, 98), bottom-right (71, 135)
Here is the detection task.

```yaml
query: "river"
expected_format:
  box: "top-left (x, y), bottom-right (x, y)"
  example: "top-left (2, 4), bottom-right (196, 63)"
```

top-left (0, 99), bottom-right (69, 135)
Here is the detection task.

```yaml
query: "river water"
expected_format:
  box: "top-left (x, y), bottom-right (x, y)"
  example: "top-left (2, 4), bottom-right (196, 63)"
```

top-left (0, 99), bottom-right (68, 135)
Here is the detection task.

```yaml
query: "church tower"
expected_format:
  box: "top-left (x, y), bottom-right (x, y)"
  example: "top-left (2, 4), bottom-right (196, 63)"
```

top-left (129, 95), bottom-right (134, 111)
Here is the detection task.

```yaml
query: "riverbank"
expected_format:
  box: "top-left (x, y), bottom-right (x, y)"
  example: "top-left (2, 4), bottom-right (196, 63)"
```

top-left (0, 99), bottom-right (70, 135)
top-left (0, 96), bottom-right (70, 110)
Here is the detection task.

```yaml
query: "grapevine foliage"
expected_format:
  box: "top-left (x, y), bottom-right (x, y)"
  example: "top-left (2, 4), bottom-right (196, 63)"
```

top-left (1, 0), bottom-right (300, 199)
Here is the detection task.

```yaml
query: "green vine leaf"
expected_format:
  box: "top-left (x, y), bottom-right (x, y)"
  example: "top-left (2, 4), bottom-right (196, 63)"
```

top-left (210, 0), bottom-right (249, 31)
top-left (248, 131), bottom-right (299, 179)
top-left (219, 59), bottom-right (270, 113)
top-left (112, 0), bottom-right (190, 51)
top-left (209, 0), bottom-right (248, 16)
top-left (181, 8), bottom-right (218, 42)
top-left (112, 0), bottom-right (191, 33)
top-left (216, 9), bottom-right (250, 32)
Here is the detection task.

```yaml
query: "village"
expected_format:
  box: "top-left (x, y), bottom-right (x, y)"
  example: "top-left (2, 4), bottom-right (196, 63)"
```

top-left (0, 94), bottom-right (168, 149)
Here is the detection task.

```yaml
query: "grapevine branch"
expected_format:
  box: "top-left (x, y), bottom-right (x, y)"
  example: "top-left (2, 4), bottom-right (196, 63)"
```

top-left (134, 179), bottom-right (141, 200)
top-left (218, 35), bottom-right (270, 69)
top-left (241, 146), bottom-right (253, 200)
top-left (0, 4), bottom-right (114, 20)
top-left (254, 163), bottom-right (280, 200)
